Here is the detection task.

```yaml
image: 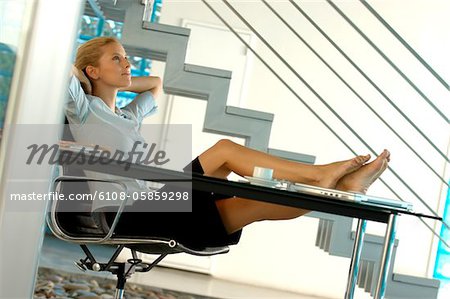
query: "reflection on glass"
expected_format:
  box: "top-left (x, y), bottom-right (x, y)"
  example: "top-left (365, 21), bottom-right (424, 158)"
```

top-left (151, 0), bottom-right (163, 23)
top-left (103, 20), bottom-right (123, 39)
top-left (144, 59), bottom-right (153, 75)
top-left (0, 0), bottom-right (27, 141)
top-left (79, 16), bottom-right (123, 40)
top-left (0, 44), bottom-right (16, 129)
top-left (129, 56), bottom-right (143, 72)
top-left (80, 15), bottom-right (99, 38)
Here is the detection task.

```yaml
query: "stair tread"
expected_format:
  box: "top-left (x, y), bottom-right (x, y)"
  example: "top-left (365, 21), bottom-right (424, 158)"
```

top-left (184, 64), bottom-right (232, 79)
top-left (351, 231), bottom-right (399, 246)
top-left (226, 106), bottom-right (273, 121)
top-left (143, 21), bottom-right (191, 36)
top-left (267, 149), bottom-right (315, 164)
top-left (392, 273), bottom-right (440, 288)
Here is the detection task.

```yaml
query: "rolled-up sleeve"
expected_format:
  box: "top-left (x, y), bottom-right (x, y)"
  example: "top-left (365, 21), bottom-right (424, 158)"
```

top-left (66, 75), bottom-right (90, 124)
top-left (123, 91), bottom-right (158, 123)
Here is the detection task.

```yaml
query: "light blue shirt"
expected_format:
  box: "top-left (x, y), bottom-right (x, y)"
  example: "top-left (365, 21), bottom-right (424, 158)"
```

top-left (66, 75), bottom-right (158, 210)
top-left (66, 74), bottom-right (157, 129)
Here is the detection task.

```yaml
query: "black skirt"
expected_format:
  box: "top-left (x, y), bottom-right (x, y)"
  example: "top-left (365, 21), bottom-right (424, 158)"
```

top-left (105, 157), bottom-right (242, 250)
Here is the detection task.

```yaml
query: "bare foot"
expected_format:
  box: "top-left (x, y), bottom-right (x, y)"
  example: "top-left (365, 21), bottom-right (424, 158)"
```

top-left (315, 154), bottom-right (371, 188)
top-left (335, 150), bottom-right (390, 194)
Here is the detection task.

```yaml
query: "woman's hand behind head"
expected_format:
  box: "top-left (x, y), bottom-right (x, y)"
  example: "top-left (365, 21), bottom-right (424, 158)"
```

top-left (71, 65), bottom-right (92, 95)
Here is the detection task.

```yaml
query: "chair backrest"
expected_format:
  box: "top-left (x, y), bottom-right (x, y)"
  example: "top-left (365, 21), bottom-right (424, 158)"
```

top-left (52, 121), bottom-right (107, 236)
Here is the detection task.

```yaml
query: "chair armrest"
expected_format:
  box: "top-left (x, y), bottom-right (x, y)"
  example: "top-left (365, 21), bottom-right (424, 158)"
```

top-left (51, 175), bottom-right (130, 243)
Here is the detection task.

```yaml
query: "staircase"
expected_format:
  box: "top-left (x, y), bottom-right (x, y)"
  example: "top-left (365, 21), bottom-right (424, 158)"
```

top-left (312, 213), bottom-right (440, 298)
top-left (121, 4), bottom-right (315, 159)
top-left (84, 1), bottom-right (441, 298)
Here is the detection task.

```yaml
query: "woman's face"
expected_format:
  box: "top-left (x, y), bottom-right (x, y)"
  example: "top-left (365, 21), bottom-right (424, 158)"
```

top-left (89, 42), bottom-right (131, 89)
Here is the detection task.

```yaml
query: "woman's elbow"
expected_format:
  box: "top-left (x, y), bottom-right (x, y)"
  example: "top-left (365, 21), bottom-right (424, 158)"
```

top-left (150, 76), bottom-right (163, 98)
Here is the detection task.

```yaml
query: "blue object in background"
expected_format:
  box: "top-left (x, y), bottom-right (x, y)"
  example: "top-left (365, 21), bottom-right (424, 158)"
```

top-left (151, 0), bottom-right (163, 23)
top-left (433, 184), bottom-right (450, 282)
top-left (0, 43), bottom-right (16, 129)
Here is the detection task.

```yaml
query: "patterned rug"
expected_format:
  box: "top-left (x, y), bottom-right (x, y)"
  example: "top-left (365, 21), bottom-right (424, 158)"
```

top-left (34, 267), bottom-right (215, 299)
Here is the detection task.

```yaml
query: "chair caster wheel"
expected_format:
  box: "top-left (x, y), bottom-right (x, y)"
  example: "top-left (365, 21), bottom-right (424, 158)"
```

top-left (92, 263), bottom-right (102, 271)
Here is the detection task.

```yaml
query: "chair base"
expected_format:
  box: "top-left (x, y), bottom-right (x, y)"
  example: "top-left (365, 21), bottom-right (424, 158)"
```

top-left (76, 244), bottom-right (168, 299)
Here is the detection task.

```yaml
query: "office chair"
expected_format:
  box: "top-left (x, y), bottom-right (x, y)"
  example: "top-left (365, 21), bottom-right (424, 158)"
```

top-left (47, 125), bottom-right (229, 299)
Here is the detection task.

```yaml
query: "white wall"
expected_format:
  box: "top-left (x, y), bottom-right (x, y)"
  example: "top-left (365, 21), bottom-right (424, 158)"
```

top-left (154, 0), bottom-right (449, 298)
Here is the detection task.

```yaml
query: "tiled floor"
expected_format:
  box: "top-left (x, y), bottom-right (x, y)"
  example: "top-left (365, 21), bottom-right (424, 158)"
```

top-left (38, 234), bottom-right (328, 299)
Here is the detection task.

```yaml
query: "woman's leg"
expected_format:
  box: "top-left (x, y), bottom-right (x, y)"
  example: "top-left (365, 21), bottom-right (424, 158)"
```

top-left (215, 197), bottom-right (310, 234)
top-left (199, 139), bottom-right (370, 188)
top-left (213, 149), bottom-right (390, 234)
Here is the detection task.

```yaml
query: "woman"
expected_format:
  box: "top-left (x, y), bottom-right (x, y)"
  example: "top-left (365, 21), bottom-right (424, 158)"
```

top-left (67, 36), bottom-right (390, 249)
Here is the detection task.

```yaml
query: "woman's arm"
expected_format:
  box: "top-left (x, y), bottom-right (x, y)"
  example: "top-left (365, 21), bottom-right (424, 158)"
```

top-left (66, 66), bottom-right (91, 124)
top-left (120, 76), bottom-right (162, 97)
top-left (71, 65), bottom-right (92, 95)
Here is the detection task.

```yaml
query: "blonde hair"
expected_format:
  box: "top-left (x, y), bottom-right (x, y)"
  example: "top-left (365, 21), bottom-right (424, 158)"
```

top-left (74, 36), bottom-right (120, 72)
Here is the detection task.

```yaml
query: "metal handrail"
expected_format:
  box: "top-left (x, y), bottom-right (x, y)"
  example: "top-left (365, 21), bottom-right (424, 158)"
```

top-left (290, 0), bottom-right (449, 162)
top-left (359, 0), bottom-right (449, 91)
top-left (327, 0), bottom-right (448, 124)
top-left (261, 0), bottom-right (448, 188)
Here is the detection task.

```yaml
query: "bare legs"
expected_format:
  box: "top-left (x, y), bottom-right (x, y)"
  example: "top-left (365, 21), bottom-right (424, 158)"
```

top-left (198, 139), bottom-right (370, 188)
top-left (197, 139), bottom-right (390, 234)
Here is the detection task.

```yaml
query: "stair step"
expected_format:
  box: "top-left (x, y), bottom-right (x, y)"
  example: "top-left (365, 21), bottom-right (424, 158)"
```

top-left (315, 219), bottom-right (323, 247)
top-left (319, 220), bottom-right (326, 250)
top-left (123, 45), bottom-right (166, 61)
top-left (351, 230), bottom-right (399, 248)
top-left (392, 273), bottom-right (440, 288)
top-left (364, 261), bottom-right (375, 293)
top-left (226, 106), bottom-right (273, 121)
top-left (185, 64), bottom-right (232, 79)
top-left (319, 219), bottom-right (325, 250)
top-left (143, 21), bottom-right (191, 36)
top-left (357, 259), bottom-right (368, 288)
top-left (324, 220), bottom-right (332, 252)
top-left (381, 273), bottom-right (441, 298)
top-left (267, 149), bottom-right (315, 164)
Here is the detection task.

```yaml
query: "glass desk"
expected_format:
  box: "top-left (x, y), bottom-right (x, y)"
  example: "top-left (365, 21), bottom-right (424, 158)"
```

top-left (58, 151), bottom-right (441, 299)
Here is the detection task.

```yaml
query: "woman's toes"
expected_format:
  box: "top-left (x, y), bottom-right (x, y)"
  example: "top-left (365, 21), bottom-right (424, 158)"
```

top-left (335, 152), bottom-right (390, 194)
top-left (361, 154), bottom-right (371, 163)
top-left (380, 149), bottom-right (390, 160)
top-left (353, 154), bottom-right (370, 168)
